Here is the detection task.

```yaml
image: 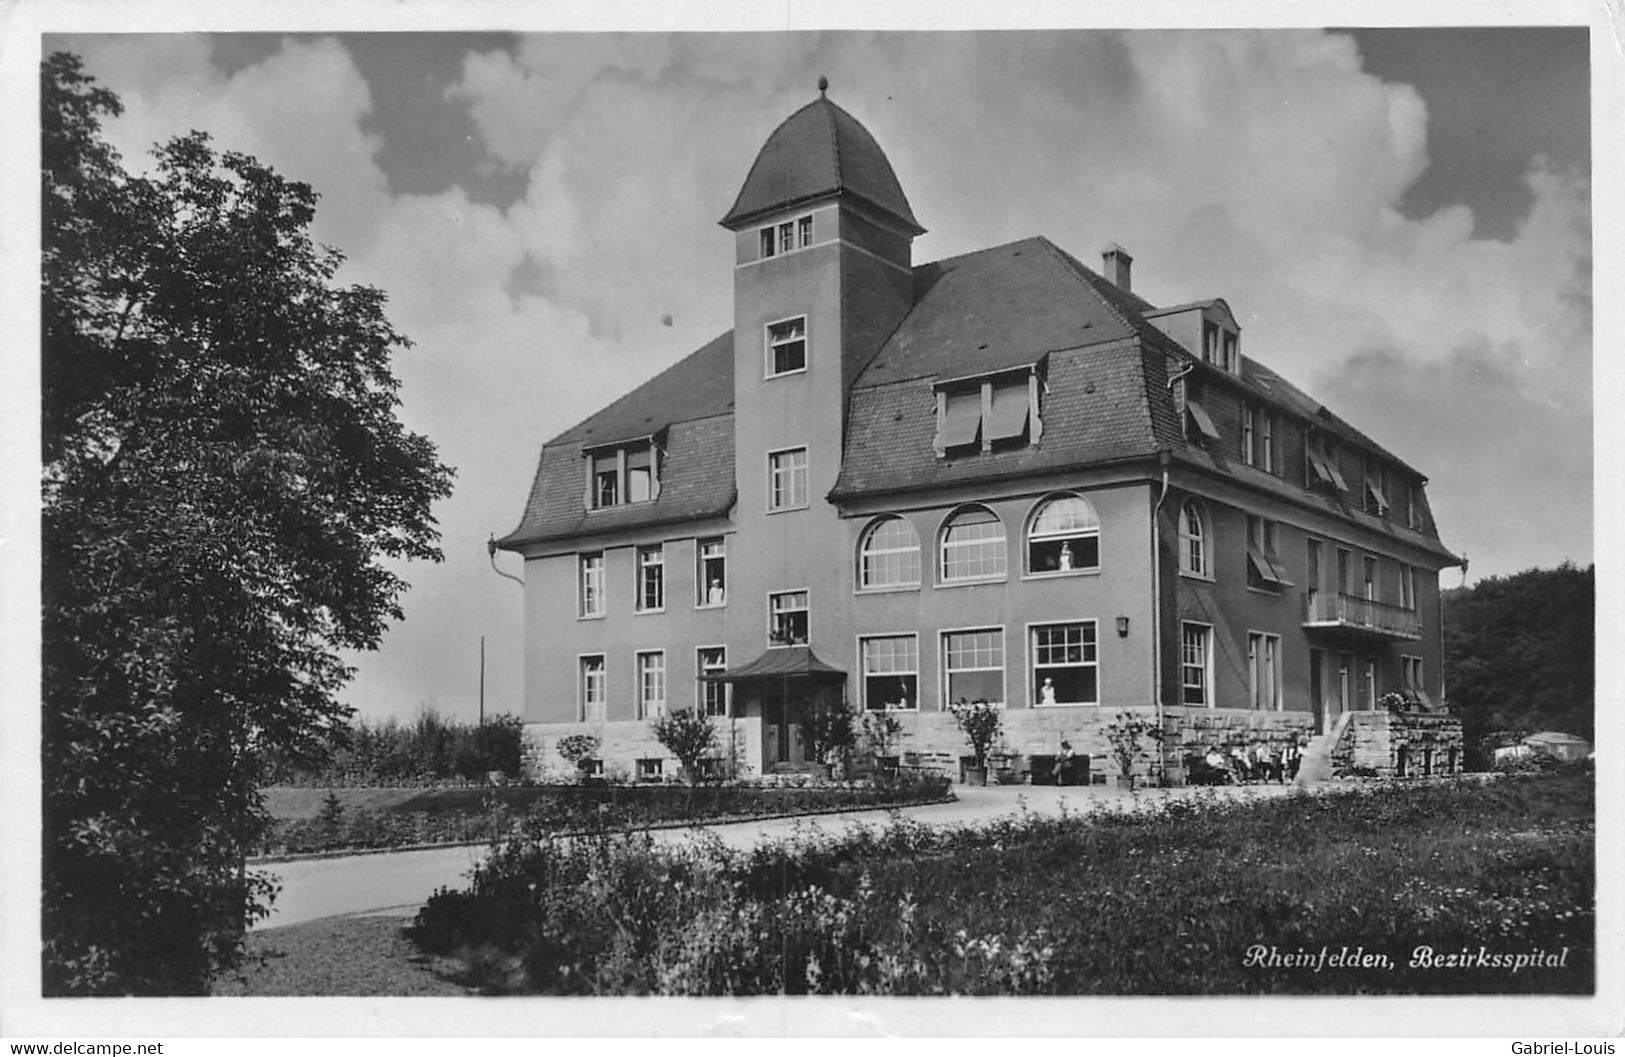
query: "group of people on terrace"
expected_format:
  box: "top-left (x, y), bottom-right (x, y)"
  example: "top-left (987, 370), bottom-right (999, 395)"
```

top-left (1197, 739), bottom-right (1304, 784)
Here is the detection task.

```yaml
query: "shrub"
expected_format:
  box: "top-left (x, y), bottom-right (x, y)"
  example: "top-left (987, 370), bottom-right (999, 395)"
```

top-left (555, 733), bottom-right (601, 774)
top-left (650, 709), bottom-right (717, 783)
top-left (799, 694), bottom-right (857, 769)
top-left (409, 772), bottom-right (1593, 996)
top-left (1104, 711), bottom-right (1165, 790)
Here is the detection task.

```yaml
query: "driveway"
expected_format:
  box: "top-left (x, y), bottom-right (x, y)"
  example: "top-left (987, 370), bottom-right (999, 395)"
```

top-left (251, 780), bottom-right (1302, 931)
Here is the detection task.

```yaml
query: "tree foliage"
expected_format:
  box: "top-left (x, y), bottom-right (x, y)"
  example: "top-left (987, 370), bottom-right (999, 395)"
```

top-left (1442, 562), bottom-right (1593, 765)
top-left (41, 53), bottom-right (454, 995)
top-left (262, 710), bottom-right (524, 786)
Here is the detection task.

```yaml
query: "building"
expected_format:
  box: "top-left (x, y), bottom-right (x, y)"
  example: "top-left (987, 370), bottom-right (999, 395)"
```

top-left (495, 86), bottom-right (1464, 784)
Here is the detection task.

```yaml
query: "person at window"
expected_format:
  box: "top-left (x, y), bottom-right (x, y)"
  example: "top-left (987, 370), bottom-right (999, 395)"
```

top-left (1040, 677), bottom-right (1057, 705)
top-left (707, 578), bottom-right (725, 605)
top-left (1058, 542), bottom-right (1073, 571)
top-left (1052, 740), bottom-right (1076, 786)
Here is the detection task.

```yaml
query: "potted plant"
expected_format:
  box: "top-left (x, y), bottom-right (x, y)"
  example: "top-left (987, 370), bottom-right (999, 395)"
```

top-left (798, 689), bottom-right (856, 780)
top-left (862, 710), bottom-right (905, 776)
top-left (949, 700), bottom-right (1003, 786)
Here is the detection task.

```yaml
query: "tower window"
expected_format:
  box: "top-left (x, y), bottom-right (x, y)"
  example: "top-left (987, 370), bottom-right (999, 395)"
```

top-left (766, 316), bottom-right (807, 376)
top-left (767, 447), bottom-right (808, 510)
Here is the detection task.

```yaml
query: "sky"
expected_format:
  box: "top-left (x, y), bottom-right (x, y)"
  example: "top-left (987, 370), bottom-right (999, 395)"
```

top-left (30, 16), bottom-right (1596, 728)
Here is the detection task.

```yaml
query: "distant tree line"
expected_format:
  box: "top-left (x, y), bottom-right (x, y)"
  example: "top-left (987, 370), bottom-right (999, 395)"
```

top-left (264, 710), bottom-right (525, 786)
top-left (1443, 562), bottom-right (1593, 767)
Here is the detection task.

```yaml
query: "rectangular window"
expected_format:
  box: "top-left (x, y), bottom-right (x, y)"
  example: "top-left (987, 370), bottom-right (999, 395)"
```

top-left (698, 647), bottom-right (729, 717)
top-left (1399, 564), bottom-right (1416, 611)
top-left (592, 451), bottom-right (619, 507)
top-left (1363, 555), bottom-right (1378, 601)
top-left (697, 537), bottom-right (726, 606)
top-left (1202, 321), bottom-right (1220, 364)
top-left (1222, 331), bottom-right (1238, 373)
top-left (637, 757), bottom-right (664, 781)
top-left (797, 215), bottom-right (813, 248)
top-left (768, 447), bottom-right (808, 510)
top-left (943, 628), bottom-right (1004, 707)
top-left (1031, 622), bottom-right (1098, 706)
top-left (636, 545), bottom-right (664, 612)
top-left (636, 651), bottom-right (665, 720)
top-left (1365, 462), bottom-right (1390, 517)
top-left (1247, 633), bottom-right (1282, 710)
top-left (861, 635), bottom-right (919, 711)
top-left (578, 552), bottom-right (604, 617)
top-left (1337, 548), bottom-right (1352, 595)
top-left (759, 227), bottom-right (775, 258)
top-left (769, 590), bottom-right (809, 647)
top-left (1401, 655), bottom-right (1426, 703)
top-left (1407, 483), bottom-right (1424, 530)
top-left (1181, 623), bottom-right (1212, 707)
top-left (1246, 515), bottom-right (1291, 591)
top-left (1262, 413), bottom-right (1276, 473)
top-left (627, 445), bottom-right (653, 503)
top-left (579, 655), bottom-right (606, 722)
top-left (767, 316), bottom-right (807, 376)
top-left (1242, 404), bottom-right (1257, 465)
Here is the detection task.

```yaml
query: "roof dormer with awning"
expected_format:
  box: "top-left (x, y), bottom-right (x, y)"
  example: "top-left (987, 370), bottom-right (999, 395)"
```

top-left (932, 360), bottom-right (1046, 458)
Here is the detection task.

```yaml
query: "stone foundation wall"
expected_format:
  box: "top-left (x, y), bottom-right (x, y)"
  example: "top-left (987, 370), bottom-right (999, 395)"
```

top-left (1333, 712), bottom-right (1464, 777)
top-left (522, 717), bottom-right (763, 782)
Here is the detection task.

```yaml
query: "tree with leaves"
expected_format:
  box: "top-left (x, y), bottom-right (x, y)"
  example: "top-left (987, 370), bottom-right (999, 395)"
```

top-left (41, 52), bottom-right (454, 995)
top-left (651, 708), bottom-right (718, 784)
top-left (1442, 562), bottom-right (1594, 768)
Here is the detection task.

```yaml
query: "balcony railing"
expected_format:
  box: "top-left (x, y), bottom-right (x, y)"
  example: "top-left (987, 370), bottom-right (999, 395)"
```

top-left (1303, 591), bottom-right (1422, 640)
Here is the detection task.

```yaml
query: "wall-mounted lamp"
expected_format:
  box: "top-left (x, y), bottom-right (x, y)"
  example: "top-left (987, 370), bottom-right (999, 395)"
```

top-left (1116, 615), bottom-right (1131, 638)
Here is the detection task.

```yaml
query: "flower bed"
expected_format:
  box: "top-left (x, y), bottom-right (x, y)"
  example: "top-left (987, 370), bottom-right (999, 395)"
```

top-left (408, 770), bottom-right (1594, 995)
top-left (257, 771), bottom-right (953, 856)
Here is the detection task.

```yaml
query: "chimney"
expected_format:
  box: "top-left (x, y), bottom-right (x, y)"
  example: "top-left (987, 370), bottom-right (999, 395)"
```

top-left (1102, 243), bottom-right (1133, 292)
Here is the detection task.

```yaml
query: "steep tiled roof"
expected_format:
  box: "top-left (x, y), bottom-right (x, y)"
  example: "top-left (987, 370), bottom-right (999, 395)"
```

top-left (721, 96), bottom-right (922, 233)
top-left (1235, 356), bottom-right (1413, 473)
top-left (498, 334), bottom-right (737, 547)
top-left (835, 342), bottom-right (1162, 498)
top-left (855, 237), bottom-right (1144, 387)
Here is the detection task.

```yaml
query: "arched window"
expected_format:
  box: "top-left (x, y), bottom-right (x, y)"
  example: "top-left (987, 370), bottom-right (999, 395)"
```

top-left (1027, 494), bottom-right (1100, 574)
top-left (1179, 500), bottom-right (1207, 576)
top-left (940, 506), bottom-right (1007, 582)
top-left (858, 516), bottom-right (921, 589)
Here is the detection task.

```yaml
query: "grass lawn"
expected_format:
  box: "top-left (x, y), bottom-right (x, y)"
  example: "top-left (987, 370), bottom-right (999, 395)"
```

top-left (409, 770), bottom-right (1594, 995)
top-left (212, 915), bottom-right (474, 997)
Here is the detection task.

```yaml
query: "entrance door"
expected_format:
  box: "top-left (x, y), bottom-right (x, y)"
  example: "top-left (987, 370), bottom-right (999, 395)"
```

top-left (761, 682), bottom-right (810, 773)
top-left (1309, 648), bottom-right (1326, 734)
top-left (1337, 652), bottom-right (1352, 725)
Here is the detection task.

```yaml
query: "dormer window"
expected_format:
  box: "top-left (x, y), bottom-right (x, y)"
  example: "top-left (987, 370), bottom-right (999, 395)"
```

top-left (585, 438), bottom-right (660, 509)
top-left (1222, 331), bottom-right (1239, 373)
top-left (766, 316), bottom-right (807, 376)
top-left (1304, 431), bottom-right (1347, 493)
top-left (1182, 376), bottom-right (1221, 447)
top-left (1364, 461), bottom-right (1391, 517)
top-left (1202, 321), bottom-right (1220, 364)
top-left (932, 365), bottom-right (1045, 457)
top-left (757, 213), bottom-right (814, 260)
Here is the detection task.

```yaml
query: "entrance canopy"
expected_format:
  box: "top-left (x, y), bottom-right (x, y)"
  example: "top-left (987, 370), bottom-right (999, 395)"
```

top-left (702, 646), bottom-right (846, 683)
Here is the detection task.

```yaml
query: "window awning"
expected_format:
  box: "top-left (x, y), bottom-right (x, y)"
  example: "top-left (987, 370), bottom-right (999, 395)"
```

top-left (1247, 548), bottom-right (1292, 587)
top-left (986, 381), bottom-right (1030, 441)
top-left (1365, 476), bottom-right (1390, 513)
top-left (937, 390), bottom-right (983, 449)
top-left (700, 646), bottom-right (847, 683)
top-left (1186, 400), bottom-right (1221, 442)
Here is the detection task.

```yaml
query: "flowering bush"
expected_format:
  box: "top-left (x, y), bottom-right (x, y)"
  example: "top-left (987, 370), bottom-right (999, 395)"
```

top-left (948, 701), bottom-right (1003, 768)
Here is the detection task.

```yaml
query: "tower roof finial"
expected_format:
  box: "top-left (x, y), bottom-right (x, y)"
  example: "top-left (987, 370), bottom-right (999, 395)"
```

top-left (818, 75), bottom-right (828, 96)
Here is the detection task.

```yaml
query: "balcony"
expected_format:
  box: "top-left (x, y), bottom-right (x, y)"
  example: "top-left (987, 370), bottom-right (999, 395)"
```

top-left (1303, 591), bottom-right (1422, 641)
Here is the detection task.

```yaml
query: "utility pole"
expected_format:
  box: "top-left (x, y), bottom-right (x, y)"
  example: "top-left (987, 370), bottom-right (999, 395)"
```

top-left (479, 634), bottom-right (486, 728)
